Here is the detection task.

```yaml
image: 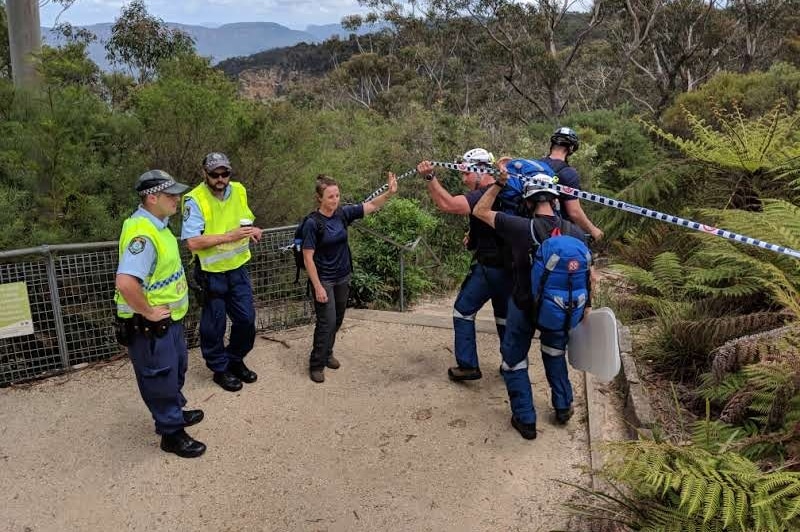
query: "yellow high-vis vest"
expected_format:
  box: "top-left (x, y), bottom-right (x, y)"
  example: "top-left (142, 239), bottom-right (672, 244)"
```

top-left (183, 182), bottom-right (254, 273)
top-left (115, 216), bottom-right (189, 320)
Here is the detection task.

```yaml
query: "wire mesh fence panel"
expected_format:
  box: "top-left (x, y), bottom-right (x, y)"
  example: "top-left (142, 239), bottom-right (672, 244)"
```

top-left (249, 228), bottom-right (314, 331)
top-left (0, 225), bottom-right (313, 385)
top-left (56, 249), bottom-right (123, 366)
top-left (0, 259), bottom-right (63, 383)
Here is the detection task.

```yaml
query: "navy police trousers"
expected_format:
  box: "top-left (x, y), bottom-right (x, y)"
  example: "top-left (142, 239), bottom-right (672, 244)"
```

top-left (200, 265), bottom-right (256, 373)
top-left (128, 322), bottom-right (187, 435)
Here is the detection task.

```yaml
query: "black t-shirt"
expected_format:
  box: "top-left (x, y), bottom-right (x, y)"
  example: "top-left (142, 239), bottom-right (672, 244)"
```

top-left (494, 212), bottom-right (586, 309)
top-left (540, 156), bottom-right (580, 221)
top-left (465, 187), bottom-right (507, 267)
top-left (302, 204), bottom-right (364, 282)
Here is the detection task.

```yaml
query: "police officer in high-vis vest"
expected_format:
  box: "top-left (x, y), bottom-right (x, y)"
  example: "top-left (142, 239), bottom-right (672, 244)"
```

top-left (115, 170), bottom-right (206, 458)
top-left (181, 153), bottom-right (263, 392)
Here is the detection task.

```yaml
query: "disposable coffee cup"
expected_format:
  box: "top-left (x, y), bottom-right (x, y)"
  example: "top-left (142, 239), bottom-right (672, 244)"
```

top-left (240, 219), bottom-right (253, 228)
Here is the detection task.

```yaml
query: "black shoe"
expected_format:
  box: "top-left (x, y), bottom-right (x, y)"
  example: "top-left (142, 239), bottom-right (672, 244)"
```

top-left (213, 371), bottom-right (243, 392)
top-left (511, 416), bottom-right (537, 440)
top-left (448, 366), bottom-right (482, 381)
top-left (229, 361), bottom-right (257, 383)
top-left (182, 409), bottom-right (204, 427)
top-left (309, 368), bottom-right (325, 383)
top-left (160, 429), bottom-right (206, 458)
top-left (555, 407), bottom-right (574, 425)
top-left (326, 356), bottom-right (340, 370)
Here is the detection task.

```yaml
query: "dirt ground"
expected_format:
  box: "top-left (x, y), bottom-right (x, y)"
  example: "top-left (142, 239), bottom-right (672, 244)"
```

top-left (0, 314), bottom-right (593, 532)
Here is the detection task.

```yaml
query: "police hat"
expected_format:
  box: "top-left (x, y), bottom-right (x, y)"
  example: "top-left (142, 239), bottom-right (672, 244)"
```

top-left (203, 152), bottom-right (232, 172)
top-left (135, 170), bottom-right (190, 196)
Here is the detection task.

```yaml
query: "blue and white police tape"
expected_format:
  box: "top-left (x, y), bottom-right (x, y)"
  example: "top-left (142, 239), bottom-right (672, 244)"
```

top-left (361, 160), bottom-right (800, 261)
top-left (362, 167), bottom-right (419, 202)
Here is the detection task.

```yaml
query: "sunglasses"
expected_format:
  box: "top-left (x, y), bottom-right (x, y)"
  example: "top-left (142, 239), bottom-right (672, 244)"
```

top-left (208, 170), bottom-right (231, 179)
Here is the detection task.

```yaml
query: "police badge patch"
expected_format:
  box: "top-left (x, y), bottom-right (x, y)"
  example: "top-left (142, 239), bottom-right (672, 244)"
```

top-left (128, 236), bottom-right (147, 255)
top-left (183, 205), bottom-right (191, 222)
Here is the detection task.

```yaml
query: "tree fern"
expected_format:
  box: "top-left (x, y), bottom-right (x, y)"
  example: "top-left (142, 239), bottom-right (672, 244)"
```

top-left (571, 439), bottom-right (800, 531)
top-left (642, 103), bottom-right (800, 177)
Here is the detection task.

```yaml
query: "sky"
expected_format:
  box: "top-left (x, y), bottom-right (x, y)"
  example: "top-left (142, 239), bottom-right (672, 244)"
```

top-left (39, 0), bottom-right (371, 29)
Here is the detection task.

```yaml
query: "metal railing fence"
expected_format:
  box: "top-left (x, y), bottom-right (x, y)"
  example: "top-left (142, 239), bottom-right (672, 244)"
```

top-left (0, 226), bottom-right (312, 385)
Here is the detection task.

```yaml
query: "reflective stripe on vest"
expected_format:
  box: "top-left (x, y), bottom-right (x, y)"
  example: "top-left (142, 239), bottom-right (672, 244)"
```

top-left (114, 216), bottom-right (189, 320)
top-left (183, 181), bottom-right (254, 273)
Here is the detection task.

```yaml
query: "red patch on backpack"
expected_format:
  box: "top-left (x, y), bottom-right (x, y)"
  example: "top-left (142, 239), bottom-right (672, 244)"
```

top-left (567, 259), bottom-right (580, 272)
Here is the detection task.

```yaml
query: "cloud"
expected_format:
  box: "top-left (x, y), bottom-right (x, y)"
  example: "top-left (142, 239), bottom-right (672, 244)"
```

top-left (41, 0), bottom-right (369, 28)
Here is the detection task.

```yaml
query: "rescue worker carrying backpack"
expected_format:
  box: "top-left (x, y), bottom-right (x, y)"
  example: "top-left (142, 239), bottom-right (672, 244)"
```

top-left (472, 157), bottom-right (595, 440)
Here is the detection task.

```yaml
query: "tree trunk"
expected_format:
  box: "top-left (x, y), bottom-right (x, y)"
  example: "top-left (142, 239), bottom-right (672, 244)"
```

top-left (6, 0), bottom-right (41, 87)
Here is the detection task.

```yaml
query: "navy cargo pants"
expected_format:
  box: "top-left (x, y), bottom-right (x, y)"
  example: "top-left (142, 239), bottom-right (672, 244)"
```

top-left (199, 265), bottom-right (256, 373)
top-left (452, 263), bottom-right (510, 370)
top-left (500, 298), bottom-right (573, 425)
top-left (128, 322), bottom-right (187, 435)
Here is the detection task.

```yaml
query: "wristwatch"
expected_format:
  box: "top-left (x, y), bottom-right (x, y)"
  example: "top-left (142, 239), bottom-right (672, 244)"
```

top-left (423, 173), bottom-right (436, 181)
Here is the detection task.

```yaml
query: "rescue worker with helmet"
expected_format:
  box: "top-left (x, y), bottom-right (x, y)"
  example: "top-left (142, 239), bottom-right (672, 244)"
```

top-left (472, 158), bottom-right (593, 440)
top-left (115, 170), bottom-right (206, 458)
top-left (181, 153), bottom-right (264, 392)
top-left (417, 149), bottom-right (511, 381)
top-left (544, 127), bottom-right (604, 242)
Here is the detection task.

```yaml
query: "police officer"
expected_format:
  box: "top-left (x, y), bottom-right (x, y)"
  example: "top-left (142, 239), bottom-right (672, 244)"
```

top-left (472, 160), bottom-right (592, 440)
top-left (417, 148), bottom-right (511, 381)
top-left (115, 170), bottom-right (206, 458)
top-left (181, 153), bottom-right (263, 392)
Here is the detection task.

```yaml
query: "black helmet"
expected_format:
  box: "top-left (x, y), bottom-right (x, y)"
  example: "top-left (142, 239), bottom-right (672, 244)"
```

top-left (550, 127), bottom-right (579, 154)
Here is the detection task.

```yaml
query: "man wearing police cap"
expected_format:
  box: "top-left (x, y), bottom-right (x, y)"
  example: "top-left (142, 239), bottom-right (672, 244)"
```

top-left (114, 170), bottom-right (206, 458)
top-left (181, 153), bottom-right (263, 392)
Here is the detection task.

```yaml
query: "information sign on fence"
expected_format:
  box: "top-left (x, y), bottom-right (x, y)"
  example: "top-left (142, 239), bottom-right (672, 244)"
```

top-left (0, 281), bottom-right (34, 339)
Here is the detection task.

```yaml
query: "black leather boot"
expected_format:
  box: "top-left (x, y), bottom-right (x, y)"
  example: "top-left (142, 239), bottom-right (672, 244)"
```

top-left (229, 361), bottom-right (257, 383)
top-left (213, 371), bottom-right (243, 392)
top-left (182, 409), bottom-right (204, 427)
top-left (160, 429), bottom-right (206, 458)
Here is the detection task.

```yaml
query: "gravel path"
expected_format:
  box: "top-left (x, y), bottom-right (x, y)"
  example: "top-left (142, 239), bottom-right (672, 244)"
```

top-left (1, 314), bottom-right (591, 532)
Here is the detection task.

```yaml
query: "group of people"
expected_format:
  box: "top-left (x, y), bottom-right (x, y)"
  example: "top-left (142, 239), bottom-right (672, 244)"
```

top-left (417, 127), bottom-right (601, 440)
top-left (114, 153), bottom-right (397, 458)
top-left (113, 126), bottom-right (600, 458)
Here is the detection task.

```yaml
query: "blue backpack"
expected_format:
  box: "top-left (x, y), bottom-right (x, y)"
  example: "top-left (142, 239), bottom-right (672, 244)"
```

top-left (497, 158), bottom-right (558, 215)
top-left (531, 225), bottom-right (592, 332)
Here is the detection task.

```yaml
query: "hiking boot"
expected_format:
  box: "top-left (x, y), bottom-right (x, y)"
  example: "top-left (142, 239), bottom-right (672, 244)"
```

top-left (229, 360), bottom-right (257, 383)
top-left (555, 407), bottom-right (574, 425)
top-left (309, 368), bottom-right (325, 383)
top-left (448, 366), bottom-right (482, 381)
top-left (326, 356), bottom-right (340, 370)
top-left (511, 416), bottom-right (537, 440)
top-left (160, 429), bottom-right (206, 458)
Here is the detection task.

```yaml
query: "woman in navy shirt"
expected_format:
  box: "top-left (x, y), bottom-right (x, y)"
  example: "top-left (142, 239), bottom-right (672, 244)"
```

top-left (302, 173), bottom-right (397, 383)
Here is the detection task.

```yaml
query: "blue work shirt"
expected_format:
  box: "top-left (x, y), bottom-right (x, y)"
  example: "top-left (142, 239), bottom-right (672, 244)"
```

top-left (302, 204), bottom-right (364, 282)
top-left (116, 206), bottom-right (171, 282)
top-left (541, 156), bottom-right (580, 220)
top-left (180, 184), bottom-right (232, 239)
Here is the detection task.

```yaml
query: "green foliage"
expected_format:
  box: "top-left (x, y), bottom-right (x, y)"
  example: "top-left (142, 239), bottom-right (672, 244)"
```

top-left (105, 0), bottom-right (195, 84)
top-left (692, 200), bottom-right (800, 319)
top-left (645, 104), bottom-right (800, 181)
top-left (662, 64), bottom-right (800, 135)
top-left (350, 198), bottom-right (439, 307)
top-left (569, 439), bottom-right (800, 531)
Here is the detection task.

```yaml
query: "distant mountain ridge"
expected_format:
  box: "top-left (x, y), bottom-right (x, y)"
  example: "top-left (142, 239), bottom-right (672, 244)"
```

top-left (42, 21), bottom-right (374, 71)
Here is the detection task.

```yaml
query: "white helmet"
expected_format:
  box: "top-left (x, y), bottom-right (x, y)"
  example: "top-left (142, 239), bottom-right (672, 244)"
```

top-left (460, 147), bottom-right (495, 166)
top-left (522, 175), bottom-right (559, 201)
